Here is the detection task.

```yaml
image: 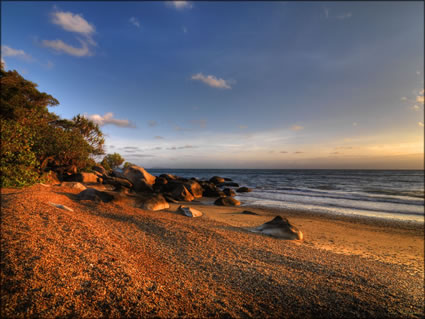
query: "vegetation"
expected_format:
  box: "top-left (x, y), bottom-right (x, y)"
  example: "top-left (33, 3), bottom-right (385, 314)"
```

top-left (101, 153), bottom-right (125, 171)
top-left (0, 64), bottom-right (107, 187)
top-left (123, 161), bottom-right (136, 169)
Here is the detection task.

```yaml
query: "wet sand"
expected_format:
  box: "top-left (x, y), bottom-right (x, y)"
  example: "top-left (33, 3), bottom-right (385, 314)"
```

top-left (1, 184), bottom-right (424, 318)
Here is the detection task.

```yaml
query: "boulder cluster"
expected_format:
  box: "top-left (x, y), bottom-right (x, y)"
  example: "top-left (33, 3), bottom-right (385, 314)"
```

top-left (59, 165), bottom-right (253, 212)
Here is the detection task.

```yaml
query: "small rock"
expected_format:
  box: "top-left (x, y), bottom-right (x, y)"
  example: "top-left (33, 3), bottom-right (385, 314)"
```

top-left (237, 187), bottom-right (252, 193)
top-left (214, 197), bottom-right (241, 206)
top-left (178, 205), bottom-right (203, 217)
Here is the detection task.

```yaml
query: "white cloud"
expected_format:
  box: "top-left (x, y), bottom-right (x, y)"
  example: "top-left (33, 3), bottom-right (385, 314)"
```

top-left (336, 13), bottom-right (352, 20)
top-left (290, 125), bottom-right (304, 131)
top-left (85, 112), bottom-right (134, 127)
top-left (1, 57), bottom-right (5, 69)
top-left (42, 39), bottom-right (91, 57)
top-left (419, 122), bottom-right (424, 127)
top-left (166, 1), bottom-right (193, 10)
top-left (191, 73), bottom-right (232, 89)
top-left (323, 8), bottom-right (352, 20)
top-left (51, 10), bottom-right (95, 35)
top-left (1, 45), bottom-right (33, 61)
top-left (129, 17), bottom-right (140, 28)
top-left (401, 97), bottom-right (408, 101)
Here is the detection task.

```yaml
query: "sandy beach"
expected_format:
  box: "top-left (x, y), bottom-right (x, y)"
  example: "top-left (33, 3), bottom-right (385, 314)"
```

top-left (1, 184), bottom-right (424, 318)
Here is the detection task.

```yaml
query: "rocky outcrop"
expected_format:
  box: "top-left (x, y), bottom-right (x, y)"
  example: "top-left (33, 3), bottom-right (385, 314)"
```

top-left (140, 194), bottom-right (170, 211)
top-left (178, 205), bottom-right (203, 217)
top-left (209, 176), bottom-right (225, 185)
top-left (223, 188), bottom-right (236, 197)
top-left (159, 174), bottom-right (177, 181)
top-left (217, 182), bottom-right (239, 188)
top-left (201, 182), bottom-right (225, 197)
top-left (171, 184), bottom-right (194, 202)
top-left (77, 188), bottom-right (119, 203)
top-left (214, 197), bottom-right (241, 206)
top-left (122, 165), bottom-right (156, 192)
top-left (93, 165), bottom-right (107, 175)
top-left (237, 187), bottom-right (252, 193)
top-left (184, 180), bottom-right (203, 198)
top-left (59, 182), bottom-right (87, 190)
top-left (103, 176), bottom-right (133, 190)
top-left (251, 216), bottom-right (303, 240)
top-left (153, 177), bottom-right (168, 193)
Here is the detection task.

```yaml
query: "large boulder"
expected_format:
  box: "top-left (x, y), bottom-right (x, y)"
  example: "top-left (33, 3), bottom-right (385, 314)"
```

top-left (153, 176), bottom-right (168, 193)
top-left (171, 184), bottom-right (194, 202)
top-left (78, 172), bottom-right (100, 183)
top-left (237, 187), bottom-right (252, 193)
top-left (60, 182), bottom-right (87, 191)
top-left (201, 182), bottom-right (225, 197)
top-left (103, 176), bottom-right (133, 189)
top-left (214, 197), bottom-right (241, 206)
top-left (159, 173), bottom-right (177, 181)
top-left (250, 216), bottom-right (303, 240)
top-left (122, 165), bottom-right (156, 192)
top-left (140, 194), bottom-right (170, 211)
top-left (209, 176), bottom-right (225, 185)
top-left (178, 205), bottom-right (203, 217)
top-left (217, 182), bottom-right (240, 188)
top-left (93, 165), bottom-right (107, 175)
top-left (223, 188), bottom-right (236, 197)
top-left (77, 188), bottom-right (118, 203)
top-left (184, 180), bottom-right (203, 198)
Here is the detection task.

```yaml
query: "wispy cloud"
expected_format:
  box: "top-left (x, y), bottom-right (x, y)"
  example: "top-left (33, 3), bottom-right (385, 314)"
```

top-left (239, 125), bottom-right (248, 129)
top-left (294, 151), bottom-right (304, 154)
top-left (43, 9), bottom-right (97, 57)
top-left (154, 136), bottom-right (164, 140)
top-left (167, 145), bottom-right (197, 150)
top-left (290, 125), bottom-right (304, 131)
top-left (166, 1), bottom-right (193, 10)
top-left (352, 122), bottom-right (358, 127)
top-left (191, 73), bottom-right (232, 89)
top-left (280, 151), bottom-right (288, 154)
top-left (51, 10), bottom-right (95, 36)
top-left (323, 7), bottom-right (352, 20)
top-left (85, 112), bottom-right (134, 127)
top-left (182, 26), bottom-right (188, 33)
top-left (419, 122), bottom-right (424, 127)
top-left (42, 39), bottom-right (91, 57)
top-left (1, 45), bottom-right (33, 62)
top-left (129, 17), bottom-right (140, 28)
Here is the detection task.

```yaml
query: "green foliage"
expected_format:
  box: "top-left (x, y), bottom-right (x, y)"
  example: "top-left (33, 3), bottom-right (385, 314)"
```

top-left (101, 153), bottom-right (125, 170)
top-left (0, 68), bottom-right (106, 187)
top-left (0, 120), bottom-right (39, 187)
top-left (123, 161), bottom-right (136, 169)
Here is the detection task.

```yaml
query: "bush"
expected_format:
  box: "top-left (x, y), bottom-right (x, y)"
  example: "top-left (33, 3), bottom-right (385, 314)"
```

top-left (101, 153), bottom-right (125, 170)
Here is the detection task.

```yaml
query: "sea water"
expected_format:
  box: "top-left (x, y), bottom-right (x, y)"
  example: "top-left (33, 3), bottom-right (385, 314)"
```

top-left (148, 169), bottom-right (424, 223)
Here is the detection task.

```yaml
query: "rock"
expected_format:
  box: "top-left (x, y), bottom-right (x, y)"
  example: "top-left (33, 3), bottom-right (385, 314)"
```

top-left (93, 165), bottom-right (107, 175)
top-left (140, 194), bottom-right (170, 211)
top-left (201, 182), bottom-right (226, 197)
top-left (159, 173), bottom-right (177, 181)
top-left (77, 188), bottom-right (118, 203)
top-left (224, 177), bottom-right (233, 181)
top-left (237, 187), bottom-right (252, 193)
top-left (184, 180), bottom-right (203, 198)
top-left (209, 176), bottom-right (225, 185)
top-left (178, 205), bottom-right (203, 217)
top-left (214, 197), bottom-right (241, 206)
top-left (60, 182), bottom-right (87, 191)
top-left (223, 188), bottom-right (236, 196)
top-left (251, 216), bottom-right (303, 240)
top-left (122, 165), bottom-right (156, 192)
top-left (171, 184), bottom-right (194, 202)
top-left (48, 202), bottom-right (74, 212)
top-left (163, 194), bottom-right (180, 203)
top-left (103, 176), bottom-right (133, 189)
top-left (44, 170), bottom-right (61, 185)
top-left (217, 182), bottom-right (240, 188)
top-left (241, 210), bottom-right (259, 215)
top-left (153, 177), bottom-right (168, 192)
top-left (75, 172), bottom-right (99, 184)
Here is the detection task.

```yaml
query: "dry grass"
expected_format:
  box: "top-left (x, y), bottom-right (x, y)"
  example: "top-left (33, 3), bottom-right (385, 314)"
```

top-left (1, 184), bottom-right (424, 318)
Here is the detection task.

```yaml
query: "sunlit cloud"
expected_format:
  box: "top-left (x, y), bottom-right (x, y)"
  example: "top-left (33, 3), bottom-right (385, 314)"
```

top-left (419, 122), bottom-right (424, 127)
top-left (129, 17), bottom-right (140, 28)
top-left (51, 10), bottom-right (95, 35)
top-left (294, 151), bottom-right (304, 154)
top-left (42, 39), bottom-right (92, 57)
top-left (191, 73), bottom-right (232, 89)
top-left (85, 112), bottom-right (134, 127)
top-left (352, 122), bottom-right (358, 127)
top-left (166, 1), bottom-right (193, 10)
top-left (280, 151), bottom-right (288, 154)
top-left (411, 105), bottom-right (420, 111)
top-left (1, 45), bottom-right (33, 62)
top-left (290, 125), bottom-right (304, 131)
top-left (239, 125), bottom-right (248, 129)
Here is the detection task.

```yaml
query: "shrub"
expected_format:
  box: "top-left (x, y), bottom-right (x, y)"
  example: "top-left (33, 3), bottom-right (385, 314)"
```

top-left (101, 153), bottom-right (125, 170)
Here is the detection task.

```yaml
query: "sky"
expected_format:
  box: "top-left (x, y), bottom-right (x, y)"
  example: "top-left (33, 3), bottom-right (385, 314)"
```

top-left (2, 1), bottom-right (424, 169)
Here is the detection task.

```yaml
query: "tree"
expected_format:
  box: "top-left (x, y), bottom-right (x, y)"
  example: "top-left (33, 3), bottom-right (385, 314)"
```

top-left (0, 66), bottom-right (106, 187)
top-left (101, 153), bottom-right (125, 171)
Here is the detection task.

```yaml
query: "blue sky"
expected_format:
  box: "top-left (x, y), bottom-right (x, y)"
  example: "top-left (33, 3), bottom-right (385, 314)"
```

top-left (2, 1), bottom-right (424, 169)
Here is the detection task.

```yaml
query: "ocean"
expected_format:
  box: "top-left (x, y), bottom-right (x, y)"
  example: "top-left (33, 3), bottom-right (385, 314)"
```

top-left (148, 169), bottom-right (424, 223)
